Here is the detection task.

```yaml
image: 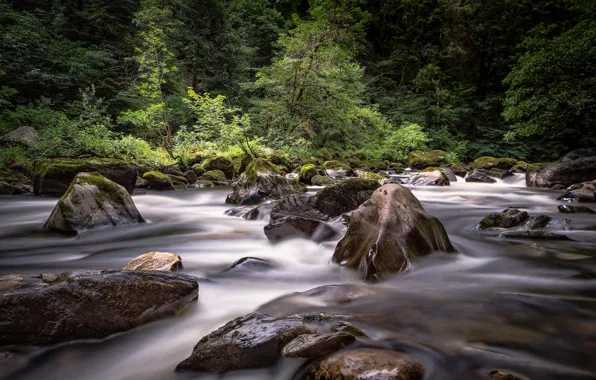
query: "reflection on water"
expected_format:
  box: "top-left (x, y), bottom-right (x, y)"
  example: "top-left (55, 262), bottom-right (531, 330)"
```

top-left (1, 178), bottom-right (595, 380)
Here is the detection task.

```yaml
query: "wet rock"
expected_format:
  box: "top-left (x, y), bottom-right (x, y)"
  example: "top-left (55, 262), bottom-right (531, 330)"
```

top-left (465, 170), bottom-right (497, 183)
top-left (498, 230), bottom-right (571, 240)
top-left (408, 170), bottom-right (450, 186)
top-left (557, 180), bottom-right (596, 202)
top-left (142, 171), bottom-right (174, 190)
top-left (488, 369), bottom-right (527, 380)
top-left (558, 204), bottom-right (595, 214)
top-left (220, 257), bottom-right (275, 274)
top-left (472, 156), bottom-right (517, 171)
top-left (449, 165), bottom-right (469, 178)
top-left (313, 178), bottom-right (382, 219)
top-left (0, 270), bottom-right (198, 345)
top-left (124, 252), bottom-right (182, 271)
top-left (323, 160), bottom-right (354, 179)
top-left (135, 176), bottom-right (149, 189)
top-left (408, 150), bottom-right (448, 170)
top-left (224, 204), bottom-right (266, 220)
top-left (33, 158), bottom-right (138, 196)
top-left (360, 171), bottom-right (385, 181)
top-left (169, 174), bottom-right (189, 188)
top-left (332, 184), bottom-right (455, 281)
top-left (264, 215), bottom-right (337, 243)
top-left (44, 172), bottom-right (145, 235)
top-left (441, 167), bottom-right (457, 182)
top-left (184, 170), bottom-right (197, 183)
top-left (300, 164), bottom-right (318, 185)
top-left (311, 175), bottom-right (335, 186)
top-left (0, 126), bottom-right (39, 147)
top-left (196, 179), bottom-right (214, 187)
top-left (0, 180), bottom-right (30, 195)
top-left (226, 159), bottom-right (306, 205)
top-left (550, 183), bottom-right (567, 190)
top-left (476, 208), bottom-right (530, 229)
top-left (200, 170), bottom-right (227, 182)
top-left (281, 332), bottom-right (355, 358)
top-left (305, 348), bottom-right (424, 380)
top-left (526, 148), bottom-right (596, 188)
top-left (202, 156), bottom-right (234, 180)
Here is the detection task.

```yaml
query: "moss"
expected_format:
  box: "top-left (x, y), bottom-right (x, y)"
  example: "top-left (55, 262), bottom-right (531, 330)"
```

top-left (526, 163), bottom-right (544, 172)
top-left (143, 171), bottom-right (169, 181)
top-left (58, 201), bottom-right (74, 220)
top-left (472, 156), bottom-right (517, 170)
top-left (201, 170), bottom-right (226, 182)
top-left (197, 180), bottom-right (214, 187)
top-left (323, 160), bottom-right (350, 170)
top-left (359, 171), bottom-right (384, 181)
top-left (311, 175), bottom-right (334, 186)
top-left (74, 172), bottom-right (126, 207)
top-left (408, 150), bottom-right (448, 169)
top-left (202, 156), bottom-right (234, 179)
top-left (300, 164), bottom-right (316, 177)
top-left (34, 158), bottom-right (125, 177)
top-left (244, 158), bottom-right (281, 184)
top-left (422, 166), bottom-right (440, 172)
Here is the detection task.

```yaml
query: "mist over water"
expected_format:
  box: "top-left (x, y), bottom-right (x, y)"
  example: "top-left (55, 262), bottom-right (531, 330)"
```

top-left (1, 178), bottom-right (595, 380)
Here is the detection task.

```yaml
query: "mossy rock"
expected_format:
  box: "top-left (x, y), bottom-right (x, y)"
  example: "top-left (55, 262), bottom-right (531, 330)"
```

top-left (311, 175), bottom-right (335, 186)
top-left (191, 163), bottom-right (205, 177)
top-left (422, 166), bottom-right (440, 172)
top-left (169, 174), bottom-right (190, 188)
top-left (201, 170), bottom-right (227, 182)
top-left (299, 164), bottom-right (318, 185)
top-left (143, 171), bottom-right (174, 191)
top-left (33, 158), bottom-right (138, 197)
top-left (471, 156), bottom-right (518, 170)
top-left (202, 157), bottom-right (234, 180)
top-left (197, 180), bottom-right (215, 188)
top-left (44, 172), bottom-right (145, 234)
top-left (407, 150), bottom-right (448, 170)
top-left (526, 163), bottom-right (544, 173)
top-left (511, 161), bottom-right (528, 173)
top-left (359, 171), bottom-right (384, 181)
top-left (323, 160), bottom-right (350, 170)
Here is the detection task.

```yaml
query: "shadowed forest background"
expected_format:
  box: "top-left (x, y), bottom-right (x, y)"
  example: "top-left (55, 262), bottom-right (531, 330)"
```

top-left (0, 0), bottom-right (594, 169)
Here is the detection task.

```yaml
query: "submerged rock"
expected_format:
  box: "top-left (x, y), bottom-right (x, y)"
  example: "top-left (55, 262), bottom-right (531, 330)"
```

top-left (332, 184), bottom-right (455, 281)
top-left (558, 204), bottom-right (595, 214)
top-left (476, 208), bottom-right (530, 229)
top-left (408, 170), bottom-right (450, 186)
top-left (305, 348), bottom-right (424, 380)
top-left (465, 170), bottom-right (497, 183)
top-left (225, 159), bottom-right (306, 205)
top-left (33, 158), bottom-right (138, 196)
top-left (557, 180), bottom-right (596, 203)
top-left (526, 148), bottom-right (596, 188)
top-left (0, 126), bottom-right (39, 147)
top-left (0, 270), bottom-right (198, 345)
top-left (124, 252), bottom-right (183, 271)
top-left (142, 171), bottom-right (174, 190)
top-left (44, 172), bottom-right (145, 234)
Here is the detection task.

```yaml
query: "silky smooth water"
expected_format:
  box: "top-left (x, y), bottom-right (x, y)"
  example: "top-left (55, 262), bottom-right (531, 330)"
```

top-left (1, 177), bottom-right (595, 380)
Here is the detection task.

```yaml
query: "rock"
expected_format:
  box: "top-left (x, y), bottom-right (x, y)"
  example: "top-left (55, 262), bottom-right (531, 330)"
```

top-left (169, 174), bottom-right (189, 188)
top-left (264, 216), bottom-right (337, 243)
top-left (323, 160), bottom-right (354, 178)
top-left (184, 170), bottom-right (197, 183)
top-left (33, 158), bottom-right (138, 196)
top-left (202, 156), bottom-right (234, 180)
top-left (359, 171), bottom-right (385, 181)
top-left (44, 172), bottom-right (145, 235)
top-left (449, 164), bottom-right (469, 178)
top-left (219, 257), bottom-right (275, 274)
top-left (332, 184), bottom-right (455, 281)
top-left (191, 163), bottom-right (205, 177)
top-left (201, 170), bottom-right (227, 182)
top-left (441, 167), bottom-right (457, 181)
top-left (511, 161), bottom-right (528, 173)
top-left (488, 369), bottom-right (527, 380)
top-left (498, 230), bottom-right (571, 240)
top-left (0, 180), bottom-right (30, 195)
top-left (305, 348), bottom-right (424, 380)
top-left (135, 176), bottom-right (149, 189)
top-left (143, 171), bottom-right (174, 190)
top-left (465, 170), bottom-right (497, 183)
top-left (225, 159), bottom-right (306, 205)
top-left (312, 175), bottom-right (335, 186)
top-left (124, 252), bottom-right (183, 271)
top-left (312, 178), bottom-right (382, 219)
top-left (476, 208), bottom-right (530, 229)
top-left (0, 270), bottom-right (198, 345)
top-left (300, 164), bottom-right (318, 184)
top-left (558, 204), bottom-right (595, 214)
top-left (472, 156), bottom-right (517, 170)
top-left (224, 205), bottom-right (265, 220)
top-left (526, 148), bottom-right (596, 188)
top-left (281, 332), bottom-right (355, 358)
top-left (408, 170), bottom-right (450, 186)
top-left (176, 312), bottom-right (355, 373)
top-left (407, 150), bottom-right (448, 169)
top-left (197, 179), bottom-right (214, 187)
top-left (0, 126), bottom-right (39, 147)
top-left (557, 181), bottom-right (596, 202)
top-left (550, 183), bottom-right (567, 190)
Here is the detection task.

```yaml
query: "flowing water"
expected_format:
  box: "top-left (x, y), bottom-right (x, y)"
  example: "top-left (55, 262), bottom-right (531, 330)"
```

top-left (1, 175), bottom-right (596, 380)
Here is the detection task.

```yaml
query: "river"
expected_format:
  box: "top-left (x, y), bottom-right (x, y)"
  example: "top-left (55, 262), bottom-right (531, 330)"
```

top-left (1, 175), bottom-right (595, 380)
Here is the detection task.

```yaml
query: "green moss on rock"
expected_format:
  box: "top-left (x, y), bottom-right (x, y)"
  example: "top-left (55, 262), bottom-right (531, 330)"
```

top-left (201, 170), bottom-right (227, 182)
top-left (408, 150), bottom-right (448, 169)
top-left (359, 171), bottom-right (384, 181)
top-left (323, 160), bottom-right (350, 170)
top-left (472, 156), bottom-right (518, 170)
top-left (143, 171), bottom-right (174, 190)
top-left (202, 157), bottom-right (234, 180)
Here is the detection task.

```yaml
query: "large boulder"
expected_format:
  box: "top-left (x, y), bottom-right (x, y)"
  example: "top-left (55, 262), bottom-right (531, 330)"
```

top-left (408, 170), bottom-right (450, 186)
top-left (33, 158), bottom-right (138, 196)
top-left (0, 126), bottom-right (39, 147)
top-left (407, 150), bottom-right (448, 169)
top-left (476, 208), bottom-right (530, 229)
top-left (124, 252), bottom-right (183, 271)
top-left (332, 184), bottom-right (455, 281)
top-left (225, 159), bottom-right (306, 205)
top-left (143, 171), bottom-right (174, 190)
top-left (557, 180), bottom-right (596, 203)
top-left (44, 172), bottom-right (145, 235)
top-left (526, 148), bottom-right (596, 188)
top-left (202, 156), bottom-right (234, 180)
top-left (471, 156), bottom-right (517, 171)
top-left (176, 312), bottom-right (359, 373)
top-left (0, 270), bottom-right (198, 346)
top-left (305, 348), bottom-right (424, 380)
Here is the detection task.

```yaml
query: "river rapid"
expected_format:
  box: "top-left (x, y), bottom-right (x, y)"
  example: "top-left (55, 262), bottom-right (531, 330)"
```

top-left (1, 175), bottom-right (595, 380)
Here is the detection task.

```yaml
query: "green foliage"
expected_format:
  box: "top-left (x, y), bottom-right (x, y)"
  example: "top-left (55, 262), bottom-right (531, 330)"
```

top-left (377, 122), bottom-right (429, 163)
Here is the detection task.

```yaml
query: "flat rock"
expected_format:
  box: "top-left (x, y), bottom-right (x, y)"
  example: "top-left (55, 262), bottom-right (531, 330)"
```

top-left (281, 332), bottom-right (355, 358)
top-left (124, 252), bottom-right (183, 271)
top-left (0, 270), bottom-right (198, 345)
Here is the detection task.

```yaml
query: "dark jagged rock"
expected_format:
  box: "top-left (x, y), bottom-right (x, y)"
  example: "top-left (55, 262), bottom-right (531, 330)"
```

top-left (176, 312), bottom-right (358, 373)
top-left (332, 184), bottom-right (455, 281)
top-left (558, 204), bottom-right (595, 214)
top-left (526, 148), bottom-right (596, 188)
top-left (184, 170), bottom-right (197, 183)
top-left (408, 170), bottom-right (450, 186)
top-left (202, 156), bottom-right (234, 180)
top-left (33, 158), bottom-right (138, 196)
top-left (499, 230), bottom-right (571, 241)
top-left (264, 216), bottom-right (337, 243)
top-left (281, 332), bottom-right (355, 358)
top-left (0, 270), bottom-right (198, 346)
top-left (313, 179), bottom-right (381, 219)
top-left (224, 204), bottom-right (266, 220)
top-left (143, 171), bottom-right (174, 190)
top-left (465, 170), bottom-right (497, 183)
top-left (557, 181), bottom-right (596, 203)
top-left (0, 126), bottom-right (39, 147)
top-left (408, 150), bottom-right (448, 169)
top-left (441, 167), bottom-right (457, 182)
top-left (226, 159), bottom-right (306, 205)
top-left (44, 172), bottom-right (145, 235)
top-left (476, 208), bottom-right (530, 229)
top-left (305, 348), bottom-right (424, 380)
top-left (123, 252), bottom-right (183, 271)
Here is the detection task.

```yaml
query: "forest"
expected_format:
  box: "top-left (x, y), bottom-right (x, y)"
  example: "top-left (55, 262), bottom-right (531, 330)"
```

top-left (1, 0), bottom-right (594, 171)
